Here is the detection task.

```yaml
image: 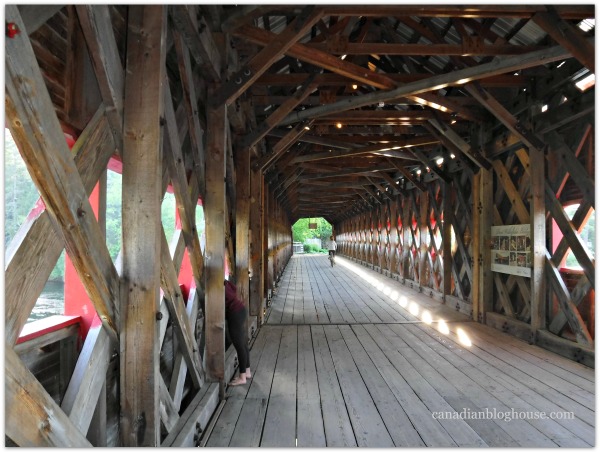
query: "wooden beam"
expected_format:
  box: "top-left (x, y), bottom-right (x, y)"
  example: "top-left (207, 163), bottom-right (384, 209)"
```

top-left (278, 41), bottom-right (578, 125)
top-left (306, 41), bottom-right (545, 55)
top-left (17, 4), bottom-right (65, 34)
top-left (479, 168), bottom-right (494, 321)
top-left (244, 75), bottom-right (319, 149)
top-left (321, 4), bottom-right (594, 19)
top-left (5, 106), bottom-right (115, 345)
top-left (215, 6), bottom-right (322, 106)
top-left (290, 138), bottom-right (431, 163)
top-left (169, 6), bottom-right (221, 82)
top-left (254, 120), bottom-right (314, 171)
top-left (61, 323), bottom-right (112, 434)
top-left (442, 181), bottom-right (453, 301)
top-left (234, 25), bottom-right (397, 90)
top-left (492, 160), bottom-right (530, 224)
top-left (418, 191), bottom-right (430, 288)
top-left (163, 86), bottom-right (205, 293)
top-left (548, 274), bottom-right (592, 336)
top-left (173, 30), bottom-right (206, 197)
top-left (545, 182), bottom-right (595, 288)
top-left (545, 253), bottom-right (593, 345)
top-left (235, 144), bottom-right (251, 316)
top-left (427, 118), bottom-right (491, 169)
top-left (532, 10), bottom-right (594, 73)
top-left (255, 72), bottom-right (529, 88)
top-left (159, 226), bottom-right (204, 388)
top-left (530, 145), bottom-right (546, 333)
top-left (76, 5), bottom-right (124, 148)
top-left (5, 6), bottom-right (120, 339)
top-left (465, 83), bottom-right (546, 152)
top-left (386, 157), bottom-right (427, 192)
top-left (120, 6), bottom-right (166, 446)
top-left (204, 89), bottom-right (227, 386)
top-left (169, 290), bottom-right (201, 410)
top-left (6, 345), bottom-right (92, 447)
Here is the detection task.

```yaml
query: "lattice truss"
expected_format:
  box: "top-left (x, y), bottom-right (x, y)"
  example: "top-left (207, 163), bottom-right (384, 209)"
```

top-left (544, 124), bottom-right (595, 346)
top-left (488, 110), bottom-right (594, 347)
top-left (5, 5), bottom-right (214, 446)
top-left (338, 180), bottom-right (463, 297)
top-left (449, 172), bottom-right (474, 301)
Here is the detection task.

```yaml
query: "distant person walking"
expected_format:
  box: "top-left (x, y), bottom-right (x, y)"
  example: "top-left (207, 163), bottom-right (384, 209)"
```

top-left (327, 235), bottom-right (337, 262)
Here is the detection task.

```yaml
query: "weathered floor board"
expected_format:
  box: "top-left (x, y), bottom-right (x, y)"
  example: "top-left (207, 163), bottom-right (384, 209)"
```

top-left (204, 255), bottom-right (595, 447)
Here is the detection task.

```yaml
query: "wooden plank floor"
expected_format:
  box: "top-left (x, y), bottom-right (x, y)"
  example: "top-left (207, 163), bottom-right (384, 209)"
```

top-left (205, 255), bottom-right (595, 447)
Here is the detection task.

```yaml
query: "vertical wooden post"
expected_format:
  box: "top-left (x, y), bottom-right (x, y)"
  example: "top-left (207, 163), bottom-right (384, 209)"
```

top-left (479, 168), bottom-right (494, 322)
top-left (263, 182), bottom-right (271, 310)
top-left (204, 88), bottom-right (227, 387)
top-left (419, 191), bottom-right (429, 288)
top-left (472, 173), bottom-right (481, 320)
top-left (530, 146), bottom-right (547, 334)
top-left (443, 181), bottom-right (453, 302)
top-left (402, 199), bottom-right (411, 281)
top-left (120, 5), bottom-right (166, 447)
top-left (235, 144), bottom-right (251, 327)
top-left (249, 167), bottom-right (264, 321)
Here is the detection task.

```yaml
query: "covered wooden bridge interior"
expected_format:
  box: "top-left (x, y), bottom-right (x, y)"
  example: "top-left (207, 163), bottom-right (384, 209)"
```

top-left (4, 4), bottom-right (595, 447)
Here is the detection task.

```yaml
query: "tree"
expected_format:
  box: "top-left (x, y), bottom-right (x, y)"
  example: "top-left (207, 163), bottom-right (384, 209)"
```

top-left (292, 217), bottom-right (332, 245)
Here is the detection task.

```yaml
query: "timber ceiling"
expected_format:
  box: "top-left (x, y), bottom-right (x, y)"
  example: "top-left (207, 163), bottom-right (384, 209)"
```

top-left (21, 4), bottom-right (595, 225)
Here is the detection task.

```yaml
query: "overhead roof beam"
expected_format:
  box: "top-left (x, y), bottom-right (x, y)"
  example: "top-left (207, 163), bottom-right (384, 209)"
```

top-left (532, 9), bottom-right (594, 74)
top-left (214, 6), bottom-right (323, 106)
top-left (279, 41), bottom-right (581, 126)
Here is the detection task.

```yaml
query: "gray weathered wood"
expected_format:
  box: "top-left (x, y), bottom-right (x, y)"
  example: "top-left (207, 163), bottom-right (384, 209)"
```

top-left (260, 326), bottom-right (298, 446)
top-left (76, 5), bottom-right (124, 147)
top-left (296, 325), bottom-right (326, 447)
top-left (120, 6), bottom-right (167, 446)
top-left (324, 325), bottom-right (395, 446)
top-left (61, 323), bottom-right (112, 434)
top-left (159, 226), bottom-right (204, 387)
top-left (249, 168), bottom-right (265, 318)
top-left (279, 40), bottom-right (576, 125)
top-left (5, 6), bottom-right (120, 339)
top-left (204, 90), bottom-right (228, 384)
top-left (530, 145), bottom-right (546, 332)
top-left (312, 325), bottom-right (357, 446)
top-left (6, 345), bottom-right (92, 447)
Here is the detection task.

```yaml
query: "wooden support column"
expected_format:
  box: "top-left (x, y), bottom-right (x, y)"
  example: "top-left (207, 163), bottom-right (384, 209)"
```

top-left (401, 199), bottom-right (411, 281)
top-left (472, 173), bottom-right (481, 320)
top-left (204, 88), bottom-right (228, 388)
top-left (236, 144), bottom-right (251, 321)
top-left (419, 191), bottom-right (429, 288)
top-left (250, 168), bottom-right (265, 321)
top-left (530, 146), bottom-right (546, 334)
top-left (477, 168), bottom-right (494, 323)
top-left (263, 186), bottom-right (272, 302)
top-left (120, 6), bottom-right (166, 447)
top-left (442, 181), bottom-right (453, 301)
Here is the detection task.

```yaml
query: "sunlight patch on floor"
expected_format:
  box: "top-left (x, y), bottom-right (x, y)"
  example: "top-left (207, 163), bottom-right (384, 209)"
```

top-left (336, 257), bottom-right (472, 347)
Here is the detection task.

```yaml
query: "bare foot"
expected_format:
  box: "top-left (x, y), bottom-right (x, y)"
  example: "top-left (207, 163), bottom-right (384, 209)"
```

top-left (245, 369), bottom-right (252, 379)
top-left (229, 375), bottom-right (247, 386)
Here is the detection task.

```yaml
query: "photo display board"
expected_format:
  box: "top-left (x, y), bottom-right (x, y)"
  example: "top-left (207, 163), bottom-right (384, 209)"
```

top-left (491, 224), bottom-right (531, 277)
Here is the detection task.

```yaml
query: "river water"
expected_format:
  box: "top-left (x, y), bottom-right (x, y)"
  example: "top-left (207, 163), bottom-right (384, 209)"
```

top-left (28, 280), bottom-right (64, 323)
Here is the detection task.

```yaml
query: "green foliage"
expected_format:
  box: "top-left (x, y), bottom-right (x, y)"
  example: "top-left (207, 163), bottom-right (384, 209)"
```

top-left (4, 133), bottom-right (205, 283)
top-left (564, 204), bottom-right (595, 268)
top-left (292, 217), bottom-right (332, 244)
top-left (4, 129), bottom-right (41, 247)
top-left (303, 243), bottom-right (322, 253)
